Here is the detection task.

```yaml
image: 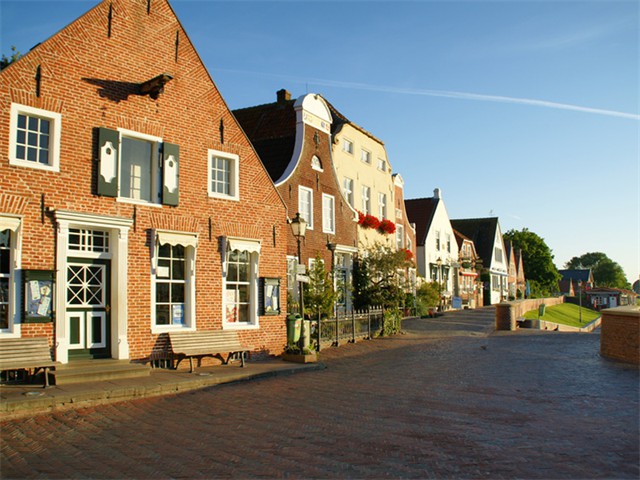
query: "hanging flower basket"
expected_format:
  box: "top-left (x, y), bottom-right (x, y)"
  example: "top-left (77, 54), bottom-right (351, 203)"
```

top-left (403, 248), bottom-right (413, 261)
top-left (377, 219), bottom-right (396, 235)
top-left (359, 213), bottom-right (380, 230)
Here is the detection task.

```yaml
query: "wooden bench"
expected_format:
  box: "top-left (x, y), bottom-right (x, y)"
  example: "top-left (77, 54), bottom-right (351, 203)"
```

top-left (168, 330), bottom-right (251, 373)
top-left (0, 337), bottom-right (58, 387)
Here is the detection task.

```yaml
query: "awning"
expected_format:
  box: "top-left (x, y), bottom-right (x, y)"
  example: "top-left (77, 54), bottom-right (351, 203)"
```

top-left (157, 231), bottom-right (198, 248)
top-left (227, 237), bottom-right (261, 254)
top-left (0, 216), bottom-right (21, 232)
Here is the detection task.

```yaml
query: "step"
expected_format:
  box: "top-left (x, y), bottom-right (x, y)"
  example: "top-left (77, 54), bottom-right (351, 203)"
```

top-left (53, 359), bottom-right (151, 385)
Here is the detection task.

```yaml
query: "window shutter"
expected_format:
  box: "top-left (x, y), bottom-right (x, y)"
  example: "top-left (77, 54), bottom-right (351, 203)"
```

top-left (162, 142), bottom-right (179, 206)
top-left (97, 127), bottom-right (119, 197)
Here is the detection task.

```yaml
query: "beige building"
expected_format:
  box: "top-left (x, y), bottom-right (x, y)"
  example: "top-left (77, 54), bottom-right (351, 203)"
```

top-left (328, 103), bottom-right (396, 250)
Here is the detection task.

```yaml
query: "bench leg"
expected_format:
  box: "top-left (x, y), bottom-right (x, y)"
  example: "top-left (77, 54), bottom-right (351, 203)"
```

top-left (43, 367), bottom-right (50, 388)
top-left (189, 357), bottom-right (194, 373)
top-left (240, 351), bottom-right (245, 368)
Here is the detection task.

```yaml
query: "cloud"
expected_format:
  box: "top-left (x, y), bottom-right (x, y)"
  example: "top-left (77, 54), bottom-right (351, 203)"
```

top-left (216, 68), bottom-right (640, 121)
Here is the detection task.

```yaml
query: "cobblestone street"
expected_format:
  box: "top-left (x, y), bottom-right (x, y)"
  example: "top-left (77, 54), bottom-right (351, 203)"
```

top-left (2, 308), bottom-right (638, 479)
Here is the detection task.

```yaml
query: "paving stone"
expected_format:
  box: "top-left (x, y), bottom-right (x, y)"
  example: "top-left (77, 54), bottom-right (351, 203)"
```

top-left (1, 308), bottom-right (638, 478)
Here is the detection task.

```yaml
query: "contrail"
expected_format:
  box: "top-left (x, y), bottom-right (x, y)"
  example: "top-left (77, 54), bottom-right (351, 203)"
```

top-left (218, 68), bottom-right (639, 121)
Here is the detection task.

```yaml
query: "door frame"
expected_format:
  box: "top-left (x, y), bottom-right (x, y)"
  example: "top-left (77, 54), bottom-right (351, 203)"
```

top-left (54, 210), bottom-right (132, 364)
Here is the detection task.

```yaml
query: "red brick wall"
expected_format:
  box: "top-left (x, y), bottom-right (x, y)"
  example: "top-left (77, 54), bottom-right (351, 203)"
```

top-left (0, 0), bottom-right (288, 359)
top-left (277, 121), bottom-right (358, 267)
top-left (600, 307), bottom-right (640, 364)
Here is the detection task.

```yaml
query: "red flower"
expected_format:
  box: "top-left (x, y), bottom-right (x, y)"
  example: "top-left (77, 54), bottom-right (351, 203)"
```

top-left (361, 214), bottom-right (380, 230)
top-left (377, 219), bottom-right (396, 235)
top-left (403, 248), bottom-right (414, 261)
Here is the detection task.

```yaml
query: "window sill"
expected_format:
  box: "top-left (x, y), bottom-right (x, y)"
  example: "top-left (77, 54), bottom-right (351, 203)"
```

top-left (116, 198), bottom-right (163, 208)
top-left (223, 323), bottom-right (260, 331)
top-left (9, 159), bottom-right (59, 173)
top-left (207, 192), bottom-right (240, 202)
top-left (151, 325), bottom-right (195, 335)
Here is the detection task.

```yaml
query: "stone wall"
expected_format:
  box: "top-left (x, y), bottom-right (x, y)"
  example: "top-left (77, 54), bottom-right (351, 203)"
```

top-left (495, 297), bottom-right (565, 331)
top-left (600, 306), bottom-right (640, 365)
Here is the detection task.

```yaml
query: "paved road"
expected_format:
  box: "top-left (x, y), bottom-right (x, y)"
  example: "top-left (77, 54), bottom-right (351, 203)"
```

top-left (2, 308), bottom-right (638, 479)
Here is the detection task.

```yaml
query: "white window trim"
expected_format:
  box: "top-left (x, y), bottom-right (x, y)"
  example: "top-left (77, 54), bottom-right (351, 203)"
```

top-left (223, 237), bottom-right (260, 331)
top-left (298, 186), bottom-right (314, 230)
top-left (343, 177), bottom-right (354, 207)
top-left (9, 103), bottom-right (62, 172)
top-left (151, 229), bottom-right (197, 334)
top-left (342, 137), bottom-right (354, 155)
top-left (208, 149), bottom-right (240, 201)
top-left (377, 158), bottom-right (386, 171)
top-left (378, 192), bottom-right (387, 220)
top-left (0, 215), bottom-right (22, 338)
top-left (116, 128), bottom-right (162, 206)
top-left (311, 155), bottom-right (323, 172)
top-left (322, 193), bottom-right (335, 234)
top-left (361, 148), bottom-right (372, 164)
top-left (361, 185), bottom-right (371, 214)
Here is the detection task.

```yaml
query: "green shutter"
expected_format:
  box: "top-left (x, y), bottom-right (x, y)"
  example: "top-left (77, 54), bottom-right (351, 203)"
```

top-left (162, 142), bottom-right (179, 206)
top-left (97, 127), bottom-right (119, 197)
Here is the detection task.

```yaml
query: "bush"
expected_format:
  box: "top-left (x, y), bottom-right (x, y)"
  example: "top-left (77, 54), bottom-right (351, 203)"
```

top-left (381, 309), bottom-right (402, 336)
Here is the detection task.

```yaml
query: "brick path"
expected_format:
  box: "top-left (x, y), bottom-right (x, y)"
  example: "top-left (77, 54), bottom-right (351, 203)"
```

top-left (2, 308), bottom-right (638, 479)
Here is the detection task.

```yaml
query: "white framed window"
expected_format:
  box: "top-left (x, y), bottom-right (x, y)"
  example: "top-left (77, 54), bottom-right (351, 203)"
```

top-left (152, 231), bottom-right (197, 332)
top-left (224, 238), bottom-right (260, 329)
top-left (446, 233), bottom-right (451, 253)
top-left (377, 158), bottom-right (386, 171)
top-left (361, 185), bottom-right (371, 214)
top-left (378, 193), bottom-right (387, 219)
top-left (0, 217), bottom-right (21, 336)
top-left (435, 230), bottom-right (441, 250)
top-left (9, 103), bottom-right (62, 172)
top-left (494, 247), bottom-right (503, 263)
top-left (342, 138), bottom-right (354, 155)
top-left (208, 149), bottom-right (239, 201)
top-left (119, 129), bottom-right (161, 203)
top-left (395, 208), bottom-right (402, 220)
top-left (322, 194), bottom-right (335, 234)
top-left (311, 155), bottom-right (323, 172)
top-left (343, 177), bottom-right (354, 207)
top-left (396, 224), bottom-right (405, 249)
top-left (361, 148), bottom-right (371, 164)
top-left (298, 186), bottom-right (313, 229)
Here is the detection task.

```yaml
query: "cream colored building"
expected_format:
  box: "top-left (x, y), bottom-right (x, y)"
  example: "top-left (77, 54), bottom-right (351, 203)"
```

top-left (328, 103), bottom-right (396, 250)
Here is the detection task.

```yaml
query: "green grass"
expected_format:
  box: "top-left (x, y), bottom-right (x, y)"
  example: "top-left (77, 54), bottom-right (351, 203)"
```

top-left (523, 303), bottom-right (600, 328)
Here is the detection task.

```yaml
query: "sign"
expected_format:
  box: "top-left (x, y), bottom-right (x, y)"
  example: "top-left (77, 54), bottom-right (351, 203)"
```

top-left (296, 264), bottom-right (306, 274)
top-left (296, 274), bottom-right (310, 284)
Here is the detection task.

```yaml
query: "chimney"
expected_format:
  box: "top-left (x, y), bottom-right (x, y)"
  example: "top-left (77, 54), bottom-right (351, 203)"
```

top-left (277, 89), bottom-right (291, 104)
top-left (433, 188), bottom-right (441, 199)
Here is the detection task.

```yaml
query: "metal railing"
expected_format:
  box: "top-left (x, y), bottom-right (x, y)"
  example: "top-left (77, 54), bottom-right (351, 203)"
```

top-left (312, 308), bottom-right (384, 350)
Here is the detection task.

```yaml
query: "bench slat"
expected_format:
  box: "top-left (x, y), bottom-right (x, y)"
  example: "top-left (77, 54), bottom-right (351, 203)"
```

top-left (168, 330), bottom-right (251, 372)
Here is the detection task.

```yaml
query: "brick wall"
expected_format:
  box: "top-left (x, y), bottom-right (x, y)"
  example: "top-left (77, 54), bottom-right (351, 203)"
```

top-left (600, 306), bottom-right (640, 364)
top-left (0, 0), bottom-right (288, 360)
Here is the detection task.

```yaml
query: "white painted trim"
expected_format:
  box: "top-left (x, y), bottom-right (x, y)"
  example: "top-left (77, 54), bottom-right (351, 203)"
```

top-left (207, 149), bottom-right (240, 201)
top-left (0, 216), bottom-right (22, 338)
top-left (54, 211), bottom-right (132, 363)
top-left (9, 103), bottom-right (62, 172)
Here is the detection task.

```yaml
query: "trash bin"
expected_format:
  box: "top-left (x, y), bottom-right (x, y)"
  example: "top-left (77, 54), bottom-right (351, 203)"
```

top-left (286, 314), bottom-right (302, 344)
top-left (538, 304), bottom-right (546, 318)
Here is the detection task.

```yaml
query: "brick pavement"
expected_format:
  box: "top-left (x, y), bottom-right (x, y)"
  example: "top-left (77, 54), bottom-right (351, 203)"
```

top-left (2, 308), bottom-right (638, 479)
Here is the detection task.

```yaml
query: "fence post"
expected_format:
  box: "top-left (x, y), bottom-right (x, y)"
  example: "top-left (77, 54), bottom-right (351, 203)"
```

top-left (367, 308), bottom-right (371, 340)
top-left (317, 311), bottom-right (321, 352)
top-left (334, 309), bottom-right (339, 347)
top-left (351, 309), bottom-right (356, 343)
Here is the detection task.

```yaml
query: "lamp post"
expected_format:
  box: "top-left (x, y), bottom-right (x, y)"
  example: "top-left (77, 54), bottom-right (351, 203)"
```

top-left (436, 257), bottom-right (442, 311)
top-left (578, 280), bottom-right (583, 323)
top-left (290, 213), bottom-right (307, 349)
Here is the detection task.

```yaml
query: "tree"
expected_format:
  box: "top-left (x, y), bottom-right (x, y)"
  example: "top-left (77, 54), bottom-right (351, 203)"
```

top-left (414, 281), bottom-right (441, 316)
top-left (352, 243), bottom-right (412, 310)
top-left (1, 46), bottom-right (22, 70)
top-left (303, 254), bottom-right (337, 319)
top-left (503, 228), bottom-right (560, 297)
top-left (565, 252), bottom-right (629, 289)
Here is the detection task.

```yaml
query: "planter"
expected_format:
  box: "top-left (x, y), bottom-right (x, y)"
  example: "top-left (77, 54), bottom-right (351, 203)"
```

top-left (282, 353), bottom-right (318, 364)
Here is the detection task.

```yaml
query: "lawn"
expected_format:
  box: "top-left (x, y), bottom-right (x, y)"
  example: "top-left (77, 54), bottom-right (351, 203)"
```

top-left (522, 303), bottom-right (600, 328)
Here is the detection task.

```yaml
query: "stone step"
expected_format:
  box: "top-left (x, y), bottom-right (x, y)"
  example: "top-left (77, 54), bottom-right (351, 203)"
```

top-left (53, 359), bottom-right (150, 385)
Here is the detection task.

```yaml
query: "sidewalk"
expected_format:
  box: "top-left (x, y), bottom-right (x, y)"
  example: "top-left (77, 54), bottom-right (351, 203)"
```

top-left (0, 359), bottom-right (324, 420)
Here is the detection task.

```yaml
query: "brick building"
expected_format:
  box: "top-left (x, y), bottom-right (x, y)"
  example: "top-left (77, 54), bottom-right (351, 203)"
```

top-left (234, 90), bottom-right (359, 312)
top-left (0, 0), bottom-right (289, 364)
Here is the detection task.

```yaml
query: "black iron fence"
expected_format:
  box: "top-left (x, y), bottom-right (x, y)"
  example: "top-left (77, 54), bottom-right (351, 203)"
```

top-left (311, 308), bottom-right (384, 350)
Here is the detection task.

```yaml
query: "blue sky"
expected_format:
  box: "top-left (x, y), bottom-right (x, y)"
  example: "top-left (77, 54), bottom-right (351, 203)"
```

top-left (1, 0), bottom-right (638, 283)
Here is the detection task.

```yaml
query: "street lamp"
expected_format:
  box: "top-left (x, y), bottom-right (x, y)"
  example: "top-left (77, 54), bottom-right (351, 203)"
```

top-left (578, 280), bottom-right (583, 323)
top-left (290, 213), bottom-right (307, 348)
